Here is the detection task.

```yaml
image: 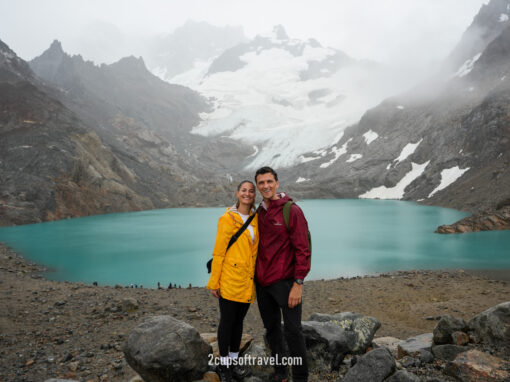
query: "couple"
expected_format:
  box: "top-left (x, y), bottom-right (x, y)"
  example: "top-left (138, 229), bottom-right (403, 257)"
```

top-left (206, 166), bottom-right (311, 382)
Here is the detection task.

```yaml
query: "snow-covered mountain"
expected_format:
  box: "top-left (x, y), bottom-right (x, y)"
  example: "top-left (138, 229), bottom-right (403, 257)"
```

top-left (284, 0), bottom-right (510, 214)
top-left (167, 25), bottom-right (410, 170)
top-left (146, 20), bottom-right (247, 81)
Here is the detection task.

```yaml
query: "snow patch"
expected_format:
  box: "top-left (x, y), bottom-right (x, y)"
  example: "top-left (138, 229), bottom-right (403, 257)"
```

top-left (296, 177), bottom-right (309, 183)
top-left (359, 161), bottom-right (430, 200)
top-left (248, 145), bottom-right (259, 158)
top-left (428, 166), bottom-right (470, 198)
top-left (320, 138), bottom-right (351, 168)
top-left (397, 105), bottom-right (404, 110)
top-left (502, 76), bottom-right (506, 81)
top-left (346, 154), bottom-right (362, 163)
top-left (499, 13), bottom-right (509, 22)
top-left (468, 87), bottom-right (475, 92)
top-left (454, 53), bottom-right (482, 77)
top-left (363, 130), bottom-right (379, 145)
top-left (394, 139), bottom-right (423, 165)
top-left (386, 163), bottom-right (391, 170)
top-left (177, 40), bottom-right (400, 170)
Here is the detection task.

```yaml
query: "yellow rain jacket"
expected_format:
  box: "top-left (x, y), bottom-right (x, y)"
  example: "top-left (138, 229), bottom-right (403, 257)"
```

top-left (206, 205), bottom-right (258, 303)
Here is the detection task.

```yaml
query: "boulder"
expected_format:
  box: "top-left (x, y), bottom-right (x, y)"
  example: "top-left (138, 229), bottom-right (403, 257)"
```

top-left (385, 370), bottom-right (421, 382)
top-left (397, 333), bottom-right (433, 359)
top-left (120, 297), bottom-right (139, 312)
top-left (432, 315), bottom-right (467, 344)
top-left (468, 301), bottom-right (510, 347)
top-left (444, 349), bottom-right (510, 382)
top-left (301, 320), bottom-right (353, 370)
top-left (342, 347), bottom-right (395, 382)
top-left (451, 331), bottom-right (469, 346)
top-left (372, 336), bottom-right (403, 357)
top-left (431, 344), bottom-right (469, 361)
top-left (123, 315), bottom-right (211, 382)
top-left (240, 342), bottom-right (272, 380)
top-left (308, 312), bottom-right (380, 353)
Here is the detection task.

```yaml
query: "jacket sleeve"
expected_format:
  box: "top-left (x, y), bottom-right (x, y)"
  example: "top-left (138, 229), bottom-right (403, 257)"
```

top-left (206, 215), bottom-right (233, 290)
top-left (289, 204), bottom-right (311, 280)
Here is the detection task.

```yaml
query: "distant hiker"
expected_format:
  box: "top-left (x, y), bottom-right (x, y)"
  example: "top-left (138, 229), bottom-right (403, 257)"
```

top-left (173, 283), bottom-right (177, 288)
top-left (254, 166), bottom-right (311, 382)
top-left (92, 281), bottom-right (98, 286)
top-left (157, 281), bottom-right (162, 289)
top-left (167, 282), bottom-right (172, 290)
top-left (206, 180), bottom-right (259, 382)
top-left (188, 283), bottom-right (192, 289)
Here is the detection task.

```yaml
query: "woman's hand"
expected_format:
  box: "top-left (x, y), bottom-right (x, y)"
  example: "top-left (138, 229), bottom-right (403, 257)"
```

top-left (210, 289), bottom-right (220, 298)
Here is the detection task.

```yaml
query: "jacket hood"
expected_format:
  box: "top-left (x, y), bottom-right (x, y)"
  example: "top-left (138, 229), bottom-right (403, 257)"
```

top-left (261, 193), bottom-right (293, 210)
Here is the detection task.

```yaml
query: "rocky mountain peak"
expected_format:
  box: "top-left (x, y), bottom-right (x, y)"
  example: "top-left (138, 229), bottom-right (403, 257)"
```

top-left (109, 55), bottom-right (147, 73)
top-left (0, 39), bottom-right (35, 83)
top-left (444, 0), bottom-right (510, 73)
top-left (272, 24), bottom-right (289, 40)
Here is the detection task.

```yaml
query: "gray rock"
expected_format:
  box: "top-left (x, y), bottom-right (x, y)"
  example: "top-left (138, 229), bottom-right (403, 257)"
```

top-left (308, 311), bottom-right (380, 353)
top-left (120, 297), bottom-right (139, 312)
top-left (44, 380), bottom-right (78, 382)
top-left (302, 320), bottom-right (353, 370)
top-left (397, 333), bottom-right (433, 359)
top-left (433, 315), bottom-right (467, 344)
top-left (468, 301), bottom-right (510, 347)
top-left (342, 347), bottom-right (395, 382)
top-left (386, 370), bottom-right (421, 382)
top-left (123, 315), bottom-right (211, 382)
top-left (418, 349), bottom-right (434, 364)
top-left (241, 342), bottom-right (271, 380)
top-left (372, 336), bottom-right (403, 357)
top-left (431, 344), bottom-right (468, 361)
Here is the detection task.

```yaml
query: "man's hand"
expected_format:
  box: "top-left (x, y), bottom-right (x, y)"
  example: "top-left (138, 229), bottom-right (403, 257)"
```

top-left (210, 289), bottom-right (220, 298)
top-left (288, 283), bottom-right (303, 308)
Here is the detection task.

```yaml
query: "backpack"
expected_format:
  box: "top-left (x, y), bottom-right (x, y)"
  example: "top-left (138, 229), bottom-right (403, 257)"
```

top-left (282, 201), bottom-right (312, 253)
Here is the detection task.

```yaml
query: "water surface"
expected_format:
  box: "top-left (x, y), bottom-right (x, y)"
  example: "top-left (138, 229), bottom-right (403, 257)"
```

top-left (0, 200), bottom-right (509, 287)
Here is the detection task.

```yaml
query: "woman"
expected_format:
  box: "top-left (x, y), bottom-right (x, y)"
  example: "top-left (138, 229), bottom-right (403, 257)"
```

top-left (206, 180), bottom-right (259, 382)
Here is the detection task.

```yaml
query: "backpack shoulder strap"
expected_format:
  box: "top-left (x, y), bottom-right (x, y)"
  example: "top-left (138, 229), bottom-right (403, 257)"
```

top-left (282, 201), bottom-right (294, 231)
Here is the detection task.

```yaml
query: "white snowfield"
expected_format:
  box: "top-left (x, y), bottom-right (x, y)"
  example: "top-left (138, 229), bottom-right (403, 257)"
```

top-left (168, 35), bottom-right (399, 170)
top-left (359, 161), bottom-right (430, 200)
top-left (454, 53), bottom-right (482, 78)
top-left (363, 130), bottom-right (379, 145)
top-left (346, 154), bottom-right (363, 163)
top-left (428, 166), bottom-right (470, 198)
top-left (296, 177), bottom-right (309, 183)
top-left (393, 139), bottom-right (423, 166)
top-left (319, 138), bottom-right (351, 168)
top-left (499, 13), bottom-right (509, 22)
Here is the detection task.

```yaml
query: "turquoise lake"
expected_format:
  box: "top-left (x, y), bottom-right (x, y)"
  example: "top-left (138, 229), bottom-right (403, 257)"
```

top-left (0, 199), bottom-right (509, 288)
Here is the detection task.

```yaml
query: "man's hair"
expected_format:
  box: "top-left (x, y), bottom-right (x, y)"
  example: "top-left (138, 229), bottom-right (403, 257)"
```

top-left (255, 166), bottom-right (278, 182)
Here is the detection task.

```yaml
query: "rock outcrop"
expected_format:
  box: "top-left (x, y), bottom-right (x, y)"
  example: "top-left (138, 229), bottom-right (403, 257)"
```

top-left (436, 205), bottom-right (510, 233)
top-left (123, 316), bottom-right (211, 382)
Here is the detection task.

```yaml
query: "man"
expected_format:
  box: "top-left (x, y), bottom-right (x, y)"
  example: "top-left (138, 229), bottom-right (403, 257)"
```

top-left (254, 166), bottom-right (311, 382)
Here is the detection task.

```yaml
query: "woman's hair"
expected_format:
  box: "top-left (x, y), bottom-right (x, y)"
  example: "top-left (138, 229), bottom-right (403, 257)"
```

top-left (236, 180), bottom-right (256, 209)
top-left (237, 180), bottom-right (255, 191)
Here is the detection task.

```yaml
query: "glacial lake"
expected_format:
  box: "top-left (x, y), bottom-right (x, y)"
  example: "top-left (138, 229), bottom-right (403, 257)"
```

top-left (0, 199), bottom-right (509, 288)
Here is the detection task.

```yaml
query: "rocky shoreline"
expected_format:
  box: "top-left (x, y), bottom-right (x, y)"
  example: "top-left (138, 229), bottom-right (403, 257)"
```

top-left (1, 243), bottom-right (509, 381)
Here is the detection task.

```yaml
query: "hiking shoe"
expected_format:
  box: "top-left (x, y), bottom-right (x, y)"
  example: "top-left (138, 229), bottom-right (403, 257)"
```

top-left (216, 364), bottom-right (233, 382)
top-left (231, 362), bottom-right (249, 380)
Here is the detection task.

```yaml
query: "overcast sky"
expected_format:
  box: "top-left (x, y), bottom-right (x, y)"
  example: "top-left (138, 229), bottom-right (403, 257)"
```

top-left (1, 0), bottom-right (489, 66)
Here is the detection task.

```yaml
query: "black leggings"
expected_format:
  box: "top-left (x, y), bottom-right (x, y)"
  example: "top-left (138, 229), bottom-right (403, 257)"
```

top-left (218, 297), bottom-right (250, 357)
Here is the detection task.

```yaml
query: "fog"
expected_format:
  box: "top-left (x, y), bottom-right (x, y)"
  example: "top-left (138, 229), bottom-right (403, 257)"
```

top-left (2, 0), bottom-right (488, 69)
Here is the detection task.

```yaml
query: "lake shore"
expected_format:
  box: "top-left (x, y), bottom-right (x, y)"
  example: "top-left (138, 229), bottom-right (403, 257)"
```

top-left (1, 242), bottom-right (509, 382)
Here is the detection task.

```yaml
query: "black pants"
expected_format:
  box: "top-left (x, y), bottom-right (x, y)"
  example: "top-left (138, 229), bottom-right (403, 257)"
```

top-left (218, 297), bottom-right (250, 357)
top-left (256, 279), bottom-right (308, 381)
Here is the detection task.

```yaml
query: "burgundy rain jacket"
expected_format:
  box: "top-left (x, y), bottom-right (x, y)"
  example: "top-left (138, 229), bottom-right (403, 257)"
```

top-left (256, 193), bottom-right (311, 287)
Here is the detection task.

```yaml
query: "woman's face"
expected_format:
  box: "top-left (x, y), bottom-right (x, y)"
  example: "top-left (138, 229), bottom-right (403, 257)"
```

top-left (236, 182), bottom-right (256, 207)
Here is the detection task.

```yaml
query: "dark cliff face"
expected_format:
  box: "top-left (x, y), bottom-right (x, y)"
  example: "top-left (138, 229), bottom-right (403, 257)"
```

top-left (285, 2), bottom-right (510, 213)
top-left (0, 40), bottom-right (240, 226)
top-left (0, 41), bottom-right (155, 226)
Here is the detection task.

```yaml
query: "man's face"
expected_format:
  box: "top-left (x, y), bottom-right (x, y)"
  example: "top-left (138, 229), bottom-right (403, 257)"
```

top-left (256, 172), bottom-right (279, 201)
